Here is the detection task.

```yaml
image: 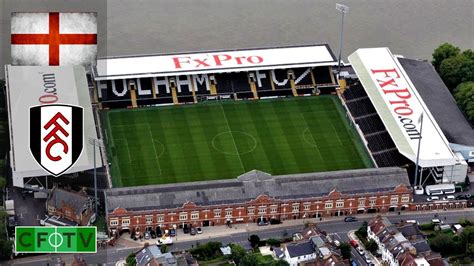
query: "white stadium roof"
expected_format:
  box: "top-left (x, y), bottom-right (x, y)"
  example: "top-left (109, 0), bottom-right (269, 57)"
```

top-left (93, 44), bottom-right (337, 80)
top-left (5, 65), bottom-right (102, 187)
top-left (348, 48), bottom-right (459, 168)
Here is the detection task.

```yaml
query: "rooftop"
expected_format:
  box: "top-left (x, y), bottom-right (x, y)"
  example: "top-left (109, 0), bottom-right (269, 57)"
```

top-left (399, 58), bottom-right (474, 147)
top-left (48, 188), bottom-right (91, 216)
top-left (286, 241), bottom-right (315, 258)
top-left (105, 167), bottom-right (410, 212)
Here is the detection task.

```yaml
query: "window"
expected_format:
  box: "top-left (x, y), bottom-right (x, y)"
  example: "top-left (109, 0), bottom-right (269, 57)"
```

top-left (336, 201), bottom-right (344, 208)
top-left (121, 219), bottom-right (130, 226)
top-left (258, 206), bottom-right (267, 214)
top-left (325, 202), bottom-right (333, 209)
top-left (469, 151), bottom-right (474, 157)
top-left (369, 198), bottom-right (376, 206)
top-left (214, 209), bottom-right (221, 218)
top-left (146, 216), bottom-right (153, 224)
top-left (401, 195), bottom-right (410, 203)
top-left (270, 206), bottom-right (278, 213)
top-left (110, 220), bottom-right (118, 226)
top-left (292, 205), bottom-right (299, 213)
top-left (179, 213), bottom-right (188, 221)
top-left (191, 212), bottom-right (199, 220)
top-left (157, 215), bottom-right (164, 222)
top-left (304, 204), bottom-right (310, 211)
top-left (247, 207), bottom-right (255, 215)
top-left (226, 209), bottom-right (233, 218)
top-left (390, 197), bottom-right (399, 204)
top-left (358, 199), bottom-right (365, 207)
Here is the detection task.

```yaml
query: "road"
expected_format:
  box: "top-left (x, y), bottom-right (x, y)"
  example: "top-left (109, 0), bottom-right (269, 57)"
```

top-left (8, 209), bottom-right (474, 265)
top-left (1, 0), bottom-right (473, 78)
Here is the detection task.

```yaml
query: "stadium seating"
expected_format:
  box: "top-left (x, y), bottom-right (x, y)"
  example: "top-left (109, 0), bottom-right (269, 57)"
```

top-left (342, 84), bottom-right (409, 167)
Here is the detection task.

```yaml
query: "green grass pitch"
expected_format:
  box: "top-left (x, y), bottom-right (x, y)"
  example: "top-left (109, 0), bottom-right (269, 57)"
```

top-left (104, 96), bottom-right (373, 187)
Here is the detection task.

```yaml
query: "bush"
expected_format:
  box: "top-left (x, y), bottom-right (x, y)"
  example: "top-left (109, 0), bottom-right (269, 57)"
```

top-left (266, 238), bottom-right (281, 247)
top-left (454, 82), bottom-right (474, 122)
top-left (420, 223), bottom-right (435, 231)
top-left (190, 241), bottom-right (223, 261)
top-left (125, 253), bottom-right (136, 266)
top-left (248, 234), bottom-right (260, 249)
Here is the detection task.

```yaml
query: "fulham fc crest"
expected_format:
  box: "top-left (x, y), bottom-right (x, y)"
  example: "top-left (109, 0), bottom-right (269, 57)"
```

top-left (29, 104), bottom-right (83, 176)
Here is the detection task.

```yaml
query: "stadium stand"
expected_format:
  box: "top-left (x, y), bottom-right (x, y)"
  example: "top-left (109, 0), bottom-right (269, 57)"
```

top-left (342, 83), bottom-right (410, 167)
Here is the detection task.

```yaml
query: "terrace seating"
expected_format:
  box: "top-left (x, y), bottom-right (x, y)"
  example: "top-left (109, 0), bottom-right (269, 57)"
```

top-left (342, 84), bottom-right (409, 167)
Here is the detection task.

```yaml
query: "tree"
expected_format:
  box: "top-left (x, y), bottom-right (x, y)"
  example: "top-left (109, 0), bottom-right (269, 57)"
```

top-left (160, 244), bottom-right (169, 253)
top-left (125, 252), bottom-right (136, 266)
top-left (439, 54), bottom-right (474, 89)
top-left (248, 234), bottom-right (260, 248)
top-left (239, 253), bottom-right (259, 266)
top-left (432, 43), bottom-right (460, 72)
top-left (0, 210), bottom-right (12, 260)
top-left (454, 82), bottom-right (474, 122)
top-left (266, 238), bottom-right (281, 247)
top-left (365, 239), bottom-right (378, 253)
top-left (356, 221), bottom-right (368, 240)
top-left (0, 176), bottom-right (6, 188)
top-left (459, 226), bottom-right (474, 254)
top-left (270, 260), bottom-right (289, 266)
top-left (190, 241), bottom-right (223, 261)
top-left (339, 242), bottom-right (352, 260)
top-left (229, 244), bottom-right (246, 264)
top-left (429, 233), bottom-right (456, 256)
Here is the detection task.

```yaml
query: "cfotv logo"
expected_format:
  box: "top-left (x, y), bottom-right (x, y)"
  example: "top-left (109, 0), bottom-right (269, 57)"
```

top-left (371, 68), bottom-right (421, 140)
top-left (29, 104), bottom-right (84, 176)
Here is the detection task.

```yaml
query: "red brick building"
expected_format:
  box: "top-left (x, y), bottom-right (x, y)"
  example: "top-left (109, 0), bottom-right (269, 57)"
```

top-left (46, 187), bottom-right (95, 226)
top-left (105, 167), bottom-right (413, 234)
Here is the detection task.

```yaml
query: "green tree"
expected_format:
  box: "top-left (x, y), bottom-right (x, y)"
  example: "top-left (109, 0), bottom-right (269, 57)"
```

top-left (429, 233), bottom-right (456, 256)
top-left (229, 244), bottom-right (246, 264)
top-left (125, 252), bottom-right (136, 266)
top-left (190, 241), bottom-right (222, 261)
top-left (0, 210), bottom-right (12, 260)
top-left (356, 221), bottom-right (368, 240)
top-left (459, 226), bottom-right (474, 254)
top-left (365, 239), bottom-right (378, 253)
top-left (239, 252), bottom-right (259, 266)
top-left (439, 54), bottom-right (474, 89)
top-left (454, 82), bottom-right (474, 122)
top-left (270, 259), bottom-right (289, 266)
top-left (432, 43), bottom-right (460, 72)
top-left (248, 234), bottom-right (260, 248)
top-left (0, 176), bottom-right (6, 188)
top-left (339, 242), bottom-right (352, 260)
top-left (160, 244), bottom-right (169, 253)
top-left (266, 238), bottom-right (281, 247)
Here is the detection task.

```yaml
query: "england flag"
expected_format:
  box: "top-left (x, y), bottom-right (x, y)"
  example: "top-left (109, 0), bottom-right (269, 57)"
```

top-left (11, 12), bottom-right (97, 66)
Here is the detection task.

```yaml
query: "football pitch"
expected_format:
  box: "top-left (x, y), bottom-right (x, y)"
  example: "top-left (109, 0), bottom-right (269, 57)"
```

top-left (104, 96), bottom-right (373, 187)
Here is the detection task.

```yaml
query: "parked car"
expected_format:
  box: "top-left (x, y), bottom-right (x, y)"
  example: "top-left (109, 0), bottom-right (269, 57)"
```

top-left (190, 228), bottom-right (197, 235)
top-left (258, 220), bottom-right (269, 226)
top-left (183, 226), bottom-right (190, 234)
top-left (156, 227), bottom-right (163, 237)
top-left (169, 229), bottom-right (176, 237)
top-left (344, 216), bottom-right (358, 222)
top-left (196, 227), bottom-right (202, 234)
top-left (150, 230), bottom-right (156, 239)
top-left (427, 196), bottom-right (439, 202)
top-left (333, 240), bottom-right (340, 247)
top-left (270, 219), bottom-right (282, 225)
top-left (455, 194), bottom-right (468, 200)
top-left (144, 232), bottom-right (151, 240)
top-left (443, 195), bottom-right (455, 201)
top-left (356, 247), bottom-right (365, 255)
top-left (350, 239), bottom-right (359, 248)
top-left (431, 219), bottom-right (442, 224)
top-left (130, 232), bottom-right (138, 241)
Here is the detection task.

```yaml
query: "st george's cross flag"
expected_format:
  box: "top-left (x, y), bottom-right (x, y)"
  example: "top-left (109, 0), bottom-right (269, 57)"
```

top-left (11, 12), bottom-right (97, 66)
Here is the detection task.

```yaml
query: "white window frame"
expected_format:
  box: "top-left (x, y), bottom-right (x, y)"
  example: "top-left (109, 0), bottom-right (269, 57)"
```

top-left (214, 209), bottom-right (221, 218)
top-left (110, 220), bottom-right (118, 226)
top-left (390, 196), bottom-right (399, 204)
top-left (179, 212), bottom-right (188, 221)
top-left (121, 219), bottom-right (130, 226)
top-left (336, 201), bottom-right (344, 208)
top-left (145, 216), bottom-right (153, 224)
top-left (325, 202), bottom-right (333, 209)
top-left (191, 212), bottom-right (199, 220)
top-left (157, 215), bottom-right (164, 222)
